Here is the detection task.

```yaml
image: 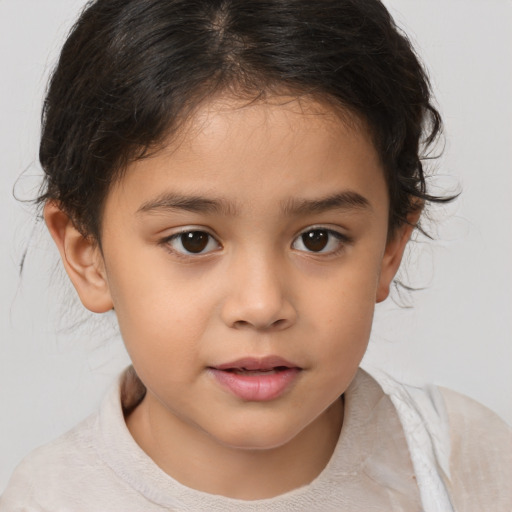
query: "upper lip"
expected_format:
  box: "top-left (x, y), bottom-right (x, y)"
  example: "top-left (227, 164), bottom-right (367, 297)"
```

top-left (212, 356), bottom-right (300, 371)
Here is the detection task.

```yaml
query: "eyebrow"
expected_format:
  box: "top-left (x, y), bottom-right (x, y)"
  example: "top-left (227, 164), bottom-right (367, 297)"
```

top-left (281, 191), bottom-right (372, 216)
top-left (137, 193), bottom-right (240, 216)
top-left (136, 190), bottom-right (371, 217)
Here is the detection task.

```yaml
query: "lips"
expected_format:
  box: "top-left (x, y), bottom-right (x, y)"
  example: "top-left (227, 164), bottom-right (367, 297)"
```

top-left (213, 356), bottom-right (298, 372)
top-left (209, 356), bottom-right (302, 401)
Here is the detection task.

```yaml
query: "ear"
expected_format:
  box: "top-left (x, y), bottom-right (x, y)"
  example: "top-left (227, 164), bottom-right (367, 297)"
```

top-left (376, 209), bottom-right (421, 303)
top-left (44, 201), bottom-right (113, 313)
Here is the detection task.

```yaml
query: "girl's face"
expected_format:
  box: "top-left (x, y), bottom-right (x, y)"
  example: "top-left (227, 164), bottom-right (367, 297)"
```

top-left (56, 96), bottom-right (411, 455)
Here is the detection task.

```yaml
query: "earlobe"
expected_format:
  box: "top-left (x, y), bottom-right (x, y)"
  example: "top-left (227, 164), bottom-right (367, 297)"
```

top-left (43, 201), bottom-right (113, 313)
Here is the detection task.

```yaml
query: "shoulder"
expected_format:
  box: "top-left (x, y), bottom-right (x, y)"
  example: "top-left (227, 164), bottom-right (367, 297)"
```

top-left (1, 372), bottom-right (129, 510)
top-left (0, 370), bottom-right (160, 511)
top-left (438, 387), bottom-right (512, 510)
top-left (365, 369), bottom-right (511, 510)
top-left (0, 413), bottom-right (104, 510)
top-left (439, 385), bottom-right (511, 443)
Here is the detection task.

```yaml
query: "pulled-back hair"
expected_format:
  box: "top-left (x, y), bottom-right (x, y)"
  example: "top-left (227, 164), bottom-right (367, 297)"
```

top-left (39, 0), bottom-right (449, 241)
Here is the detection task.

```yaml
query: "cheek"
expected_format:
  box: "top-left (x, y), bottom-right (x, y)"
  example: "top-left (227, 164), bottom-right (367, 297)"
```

top-left (301, 255), bottom-right (380, 362)
top-left (105, 257), bottom-right (217, 370)
top-left (308, 256), bottom-right (380, 322)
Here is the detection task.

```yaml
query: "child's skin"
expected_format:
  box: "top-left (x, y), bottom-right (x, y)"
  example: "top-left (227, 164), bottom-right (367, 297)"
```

top-left (44, 94), bottom-right (416, 500)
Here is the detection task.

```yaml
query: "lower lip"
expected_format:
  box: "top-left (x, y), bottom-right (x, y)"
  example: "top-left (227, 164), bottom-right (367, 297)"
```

top-left (209, 368), bottom-right (301, 401)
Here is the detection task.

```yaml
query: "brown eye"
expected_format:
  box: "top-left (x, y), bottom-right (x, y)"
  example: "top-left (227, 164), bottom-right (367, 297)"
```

top-left (167, 230), bottom-right (220, 255)
top-left (181, 232), bottom-right (209, 253)
top-left (302, 230), bottom-right (329, 252)
top-left (292, 228), bottom-right (346, 254)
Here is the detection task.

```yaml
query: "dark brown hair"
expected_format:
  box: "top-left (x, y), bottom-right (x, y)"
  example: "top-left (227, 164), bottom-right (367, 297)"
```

top-left (39, 0), bottom-right (452, 241)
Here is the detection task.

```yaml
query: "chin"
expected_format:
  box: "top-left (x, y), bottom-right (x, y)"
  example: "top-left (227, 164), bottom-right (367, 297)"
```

top-left (210, 418), bottom-right (305, 452)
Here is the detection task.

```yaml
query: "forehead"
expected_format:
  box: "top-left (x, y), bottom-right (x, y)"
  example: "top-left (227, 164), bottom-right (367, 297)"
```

top-left (174, 94), bottom-right (370, 164)
top-left (106, 94), bottom-right (388, 220)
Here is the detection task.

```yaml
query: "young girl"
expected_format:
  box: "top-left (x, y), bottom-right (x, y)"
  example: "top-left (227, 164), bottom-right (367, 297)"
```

top-left (1, 0), bottom-right (510, 510)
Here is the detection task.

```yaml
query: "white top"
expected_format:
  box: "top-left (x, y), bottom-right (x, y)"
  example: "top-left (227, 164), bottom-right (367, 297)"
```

top-left (1, 368), bottom-right (511, 511)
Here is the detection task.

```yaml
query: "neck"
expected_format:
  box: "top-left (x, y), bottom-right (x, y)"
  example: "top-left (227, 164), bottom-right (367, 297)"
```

top-left (126, 394), bottom-right (344, 500)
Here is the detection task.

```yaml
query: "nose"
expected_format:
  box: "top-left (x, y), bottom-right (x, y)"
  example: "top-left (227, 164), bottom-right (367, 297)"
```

top-left (220, 251), bottom-right (297, 331)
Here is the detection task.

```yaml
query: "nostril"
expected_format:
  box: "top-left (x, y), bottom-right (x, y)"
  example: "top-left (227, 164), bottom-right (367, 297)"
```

top-left (272, 318), bottom-right (287, 329)
top-left (232, 318), bottom-right (288, 330)
top-left (233, 320), bottom-right (251, 329)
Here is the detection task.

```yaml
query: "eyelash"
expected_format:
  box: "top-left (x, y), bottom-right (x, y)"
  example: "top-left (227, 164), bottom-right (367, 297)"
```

top-left (160, 227), bottom-right (350, 259)
top-left (161, 229), bottom-right (221, 259)
top-left (291, 227), bottom-right (350, 256)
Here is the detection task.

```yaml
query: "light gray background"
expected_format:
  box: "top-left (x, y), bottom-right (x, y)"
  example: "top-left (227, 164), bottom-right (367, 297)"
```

top-left (1, 0), bottom-right (511, 492)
